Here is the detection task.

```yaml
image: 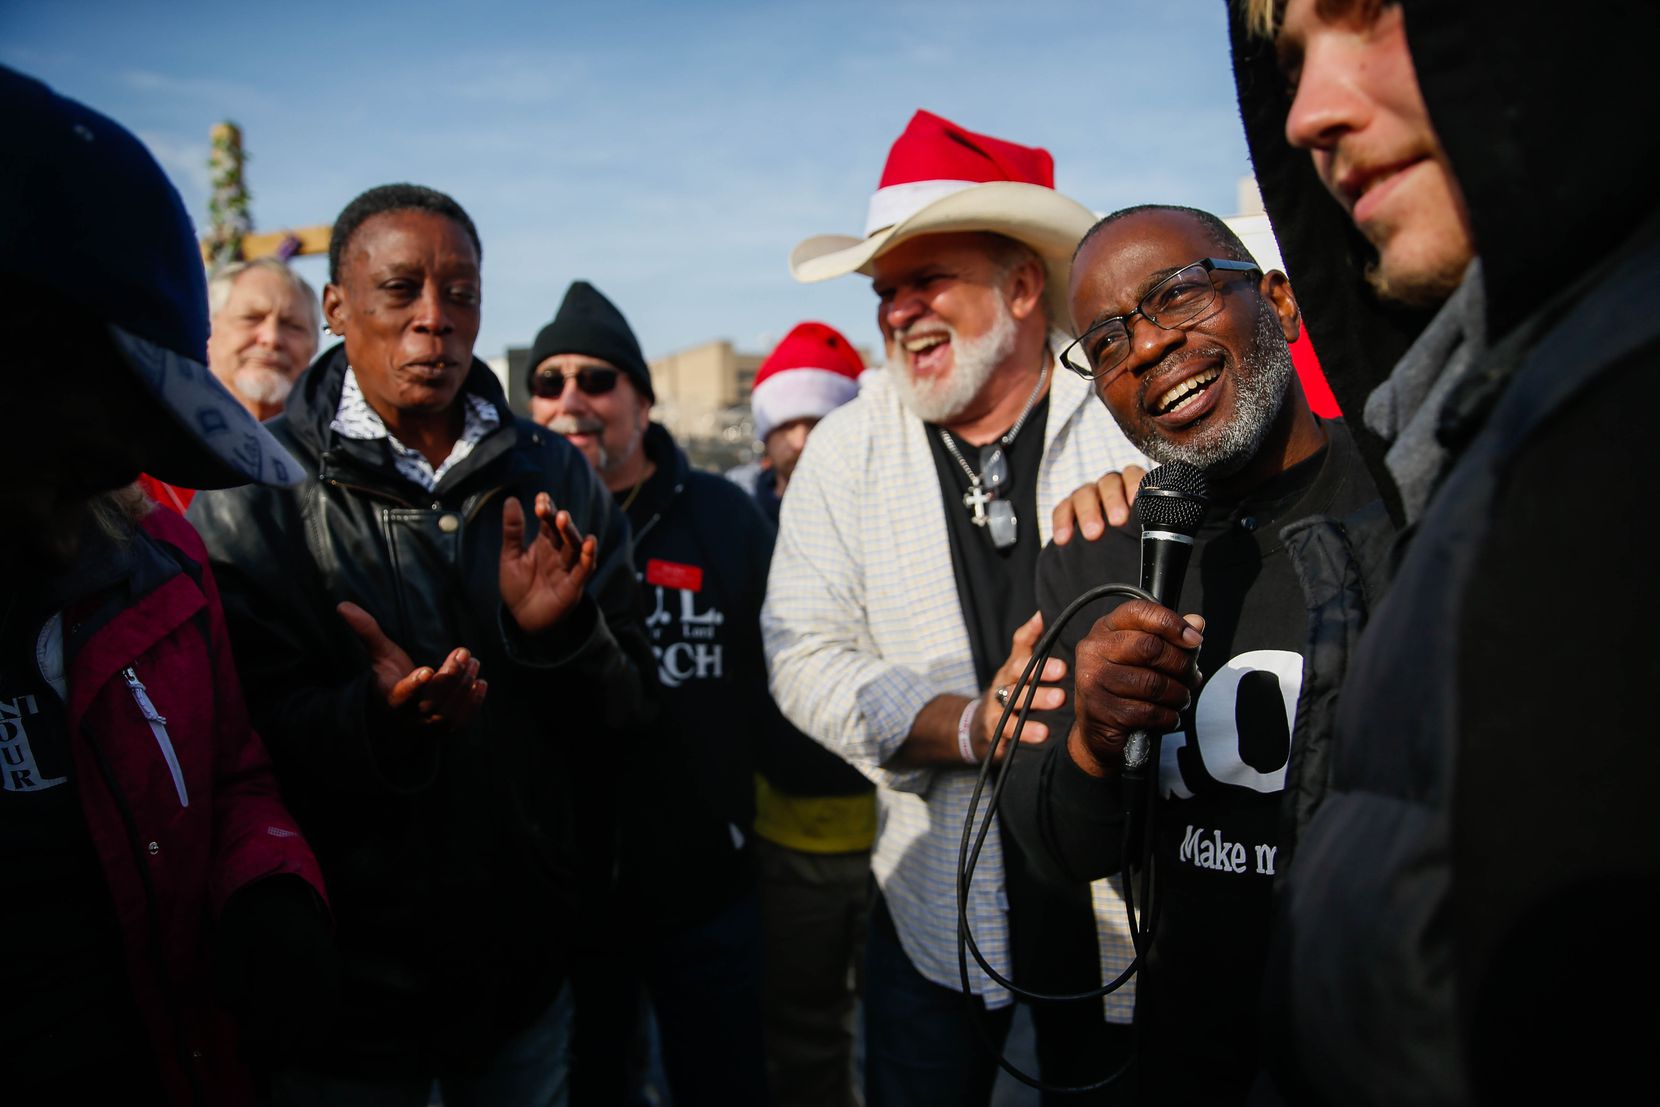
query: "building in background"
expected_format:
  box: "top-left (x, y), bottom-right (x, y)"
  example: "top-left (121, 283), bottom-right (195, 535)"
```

top-left (647, 340), bottom-right (766, 471)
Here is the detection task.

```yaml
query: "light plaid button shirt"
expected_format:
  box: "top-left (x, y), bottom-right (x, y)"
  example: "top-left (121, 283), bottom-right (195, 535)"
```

top-left (330, 367), bottom-right (500, 492)
top-left (762, 346), bottom-right (1146, 1016)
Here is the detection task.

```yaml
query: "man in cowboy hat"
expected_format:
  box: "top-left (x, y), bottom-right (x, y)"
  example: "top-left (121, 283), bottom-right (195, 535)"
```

top-left (762, 109), bottom-right (1146, 1103)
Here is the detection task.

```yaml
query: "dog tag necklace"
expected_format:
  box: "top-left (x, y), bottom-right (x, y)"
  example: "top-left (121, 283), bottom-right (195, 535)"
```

top-left (937, 360), bottom-right (1048, 550)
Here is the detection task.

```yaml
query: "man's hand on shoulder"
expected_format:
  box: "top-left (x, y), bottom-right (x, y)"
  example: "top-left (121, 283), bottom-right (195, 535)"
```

top-left (1051, 464), bottom-right (1147, 545)
top-left (500, 491), bottom-right (598, 635)
top-left (1069, 600), bottom-right (1203, 778)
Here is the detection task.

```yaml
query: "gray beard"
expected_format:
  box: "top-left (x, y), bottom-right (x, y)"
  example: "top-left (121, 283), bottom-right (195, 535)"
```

top-left (887, 301), bottom-right (1017, 424)
top-left (1133, 306), bottom-right (1296, 478)
top-left (543, 414), bottom-right (611, 471)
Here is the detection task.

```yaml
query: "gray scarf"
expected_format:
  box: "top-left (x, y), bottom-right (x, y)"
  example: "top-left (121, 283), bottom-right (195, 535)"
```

top-left (1363, 260), bottom-right (1487, 524)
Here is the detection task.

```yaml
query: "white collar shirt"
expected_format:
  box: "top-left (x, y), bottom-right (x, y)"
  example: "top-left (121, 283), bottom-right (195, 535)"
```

top-left (330, 367), bottom-right (501, 492)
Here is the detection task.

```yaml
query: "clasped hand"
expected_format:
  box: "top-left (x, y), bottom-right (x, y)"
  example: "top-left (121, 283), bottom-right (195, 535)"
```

top-left (970, 612), bottom-right (1067, 761)
top-left (338, 601), bottom-right (486, 738)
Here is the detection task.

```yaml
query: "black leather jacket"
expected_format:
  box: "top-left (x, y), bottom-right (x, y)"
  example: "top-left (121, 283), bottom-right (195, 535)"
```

top-left (188, 344), bottom-right (650, 1074)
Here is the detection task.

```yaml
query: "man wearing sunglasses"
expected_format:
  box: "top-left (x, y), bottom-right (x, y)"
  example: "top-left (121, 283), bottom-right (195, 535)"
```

top-left (526, 279), bottom-right (773, 1103)
top-left (998, 203), bottom-right (1385, 1103)
top-left (526, 281), bottom-right (654, 490)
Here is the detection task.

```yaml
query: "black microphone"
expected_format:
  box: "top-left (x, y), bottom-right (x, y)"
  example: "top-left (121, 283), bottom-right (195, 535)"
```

top-left (1122, 461), bottom-right (1209, 773)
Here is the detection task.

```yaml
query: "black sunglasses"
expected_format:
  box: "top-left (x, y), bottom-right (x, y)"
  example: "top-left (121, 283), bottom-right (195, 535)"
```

top-left (527, 365), bottom-right (621, 399)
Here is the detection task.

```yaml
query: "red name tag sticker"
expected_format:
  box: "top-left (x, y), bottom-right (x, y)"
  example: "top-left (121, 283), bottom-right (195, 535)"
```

top-left (646, 559), bottom-right (704, 593)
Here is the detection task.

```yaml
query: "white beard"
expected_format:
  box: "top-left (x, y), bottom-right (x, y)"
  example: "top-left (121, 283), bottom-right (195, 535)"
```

top-left (232, 366), bottom-right (295, 409)
top-left (886, 298), bottom-right (1018, 424)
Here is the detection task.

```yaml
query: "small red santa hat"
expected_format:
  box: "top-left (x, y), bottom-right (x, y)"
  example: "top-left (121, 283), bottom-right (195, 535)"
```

top-left (751, 322), bottom-right (865, 441)
top-left (861, 109), bottom-right (1055, 236)
top-left (789, 110), bottom-right (1096, 324)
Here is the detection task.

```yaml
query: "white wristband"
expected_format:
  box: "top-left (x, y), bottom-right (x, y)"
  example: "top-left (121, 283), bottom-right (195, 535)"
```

top-left (958, 698), bottom-right (980, 765)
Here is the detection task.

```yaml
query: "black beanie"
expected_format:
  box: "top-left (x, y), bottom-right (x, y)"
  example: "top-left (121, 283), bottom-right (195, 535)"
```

top-left (527, 280), bottom-right (653, 401)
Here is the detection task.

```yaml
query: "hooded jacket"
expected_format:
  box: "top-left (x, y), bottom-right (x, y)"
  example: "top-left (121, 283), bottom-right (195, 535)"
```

top-left (20, 506), bottom-right (327, 1105)
top-left (188, 345), bottom-right (651, 1075)
top-left (1229, 2), bottom-right (1660, 1102)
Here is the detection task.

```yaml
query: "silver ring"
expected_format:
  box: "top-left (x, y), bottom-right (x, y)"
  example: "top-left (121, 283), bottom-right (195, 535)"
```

top-left (995, 685), bottom-right (1012, 707)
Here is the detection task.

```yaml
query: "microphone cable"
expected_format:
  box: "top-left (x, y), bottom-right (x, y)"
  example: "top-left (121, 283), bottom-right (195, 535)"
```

top-left (955, 578), bottom-right (1165, 1096)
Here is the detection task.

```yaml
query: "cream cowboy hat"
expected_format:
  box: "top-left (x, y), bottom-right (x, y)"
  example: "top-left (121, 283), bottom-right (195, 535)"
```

top-left (789, 109), bottom-right (1097, 327)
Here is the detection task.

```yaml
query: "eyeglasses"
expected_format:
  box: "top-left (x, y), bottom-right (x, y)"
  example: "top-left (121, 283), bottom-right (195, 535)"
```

top-left (1059, 258), bottom-right (1261, 385)
top-left (527, 365), bottom-right (620, 399)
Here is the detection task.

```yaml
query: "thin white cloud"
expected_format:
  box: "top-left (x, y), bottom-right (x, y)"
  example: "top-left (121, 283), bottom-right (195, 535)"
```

top-left (449, 51), bottom-right (589, 105)
top-left (119, 68), bottom-right (270, 111)
top-left (0, 44), bottom-right (77, 70)
top-left (136, 129), bottom-right (212, 215)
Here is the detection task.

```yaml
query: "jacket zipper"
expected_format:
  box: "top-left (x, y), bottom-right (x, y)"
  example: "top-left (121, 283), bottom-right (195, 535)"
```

top-left (122, 666), bottom-right (188, 808)
top-left (632, 478), bottom-right (685, 545)
top-left (85, 729), bottom-right (207, 1107)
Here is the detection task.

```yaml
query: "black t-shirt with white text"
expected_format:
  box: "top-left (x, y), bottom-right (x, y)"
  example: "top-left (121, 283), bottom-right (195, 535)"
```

top-left (1008, 422), bottom-right (1376, 1104)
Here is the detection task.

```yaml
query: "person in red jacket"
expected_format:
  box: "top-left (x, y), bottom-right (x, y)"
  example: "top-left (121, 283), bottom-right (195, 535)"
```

top-left (1, 65), bottom-right (329, 1106)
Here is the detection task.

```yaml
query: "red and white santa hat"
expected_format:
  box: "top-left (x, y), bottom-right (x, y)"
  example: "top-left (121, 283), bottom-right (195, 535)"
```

top-left (789, 110), bottom-right (1096, 322)
top-left (751, 321), bottom-right (865, 441)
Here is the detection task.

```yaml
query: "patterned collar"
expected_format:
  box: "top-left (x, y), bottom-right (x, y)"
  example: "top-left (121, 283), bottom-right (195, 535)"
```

top-left (329, 367), bottom-right (501, 492)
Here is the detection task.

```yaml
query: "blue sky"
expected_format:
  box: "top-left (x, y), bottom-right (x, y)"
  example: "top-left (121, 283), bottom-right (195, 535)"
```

top-left (3, 0), bottom-right (1252, 364)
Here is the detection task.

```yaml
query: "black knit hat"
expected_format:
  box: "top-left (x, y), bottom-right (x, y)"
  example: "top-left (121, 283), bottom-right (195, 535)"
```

top-left (527, 281), bottom-right (653, 401)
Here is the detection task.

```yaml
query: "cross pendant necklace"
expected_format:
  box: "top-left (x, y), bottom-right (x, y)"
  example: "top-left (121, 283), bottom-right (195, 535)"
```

top-left (962, 482), bottom-right (994, 525)
top-left (937, 358), bottom-right (1049, 547)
